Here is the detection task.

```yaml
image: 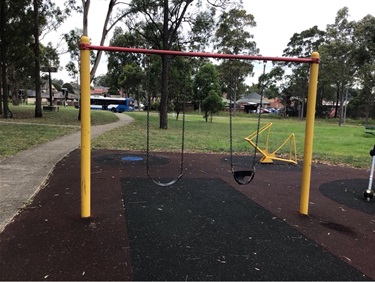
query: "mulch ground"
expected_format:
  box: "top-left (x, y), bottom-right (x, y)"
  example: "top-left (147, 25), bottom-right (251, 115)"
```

top-left (0, 149), bottom-right (374, 281)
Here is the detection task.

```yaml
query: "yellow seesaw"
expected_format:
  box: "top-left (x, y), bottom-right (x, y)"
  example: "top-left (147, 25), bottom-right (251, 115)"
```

top-left (245, 122), bottom-right (297, 164)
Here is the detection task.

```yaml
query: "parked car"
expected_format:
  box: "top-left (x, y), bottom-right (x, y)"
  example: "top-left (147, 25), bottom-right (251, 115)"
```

top-left (261, 108), bottom-right (278, 114)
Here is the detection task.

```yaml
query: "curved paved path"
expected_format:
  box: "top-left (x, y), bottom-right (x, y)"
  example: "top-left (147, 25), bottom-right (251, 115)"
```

top-left (0, 114), bottom-right (134, 233)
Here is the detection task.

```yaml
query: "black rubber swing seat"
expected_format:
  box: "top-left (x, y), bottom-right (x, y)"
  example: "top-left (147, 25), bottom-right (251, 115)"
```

top-left (233, 170), bottom-right (255, 185)
top-left (150, 174), bottom-right (183, 187)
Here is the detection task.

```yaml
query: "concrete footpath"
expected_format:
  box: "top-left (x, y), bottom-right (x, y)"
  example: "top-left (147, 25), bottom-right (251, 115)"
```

top-left (0, 113), bottom-right (134, 233)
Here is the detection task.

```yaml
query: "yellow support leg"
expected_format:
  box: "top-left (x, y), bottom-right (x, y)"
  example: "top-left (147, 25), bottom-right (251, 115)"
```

top-left (80, 36), bottom-right (91, 218)
top-left (299, 52), bottom-right (320, 215)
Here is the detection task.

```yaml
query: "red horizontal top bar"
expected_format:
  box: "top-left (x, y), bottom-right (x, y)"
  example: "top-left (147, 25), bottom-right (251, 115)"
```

top-left (80, 43), bottom-right (320, 64)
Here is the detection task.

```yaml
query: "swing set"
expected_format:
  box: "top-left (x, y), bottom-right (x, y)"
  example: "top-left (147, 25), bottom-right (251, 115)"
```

top-left (79, 36), bottom-right (320, 217)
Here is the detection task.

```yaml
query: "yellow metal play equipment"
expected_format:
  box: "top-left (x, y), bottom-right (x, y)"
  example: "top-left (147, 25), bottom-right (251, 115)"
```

top-left (245, 122), bottom-right (297, 165)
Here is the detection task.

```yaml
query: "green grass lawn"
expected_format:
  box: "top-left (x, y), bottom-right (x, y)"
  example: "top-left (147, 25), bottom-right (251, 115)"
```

top-left (93, 112), bottom-right (375, 169)
top-left (0, 105), bottom-right (118, 158)
top-left (5, 105), bottom-right (118, 125)
top-left (1, 105), bottom-right (374, 169)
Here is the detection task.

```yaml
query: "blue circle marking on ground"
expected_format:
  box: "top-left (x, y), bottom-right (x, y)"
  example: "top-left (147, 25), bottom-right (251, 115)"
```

top-left (121, 156), bottom-right (144, 161)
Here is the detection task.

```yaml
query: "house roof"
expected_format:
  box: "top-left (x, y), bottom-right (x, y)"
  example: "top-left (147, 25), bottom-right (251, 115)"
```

top-left (236, 92), bottom-right (270, 105)
top-left (91, 88), bottom-right (109, 95)
top-left (26, 90), bottom-right (79, 100)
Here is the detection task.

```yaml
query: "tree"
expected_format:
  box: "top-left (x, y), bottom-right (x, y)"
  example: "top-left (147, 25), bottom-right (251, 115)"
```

top-left (63, 28), bottom-right (84, 80)
top-left (93, 74), bottom-right (110, 87)
top-left (118, 62), bottom-right (145, 109)
top-left (125, 0), bottom-right (236, 129)
top-left (258, 65), bottom-right (285, 99)
top-left (352, 14), bottom-right (375, 124)
top-left (4, 4), bottom-right (35, 108)
top-left (0, 0), bottom-right (65, 117)
top-left (202, 89), bottom-right (224, 122)
top-left (63, 27), bottom-right (96, 120)
top-left (321, 7), bottom-right (356, 125)
top-left (62, 82), bottom-right (74, 94)
top-left (214, 8), bottom-right (258, 114)
top-left (34, 0), bottom-right (67, 117)
top-left (1, 0), bottom-right (33, 117)
top-left (64, 0), bottom-right (134, 81)
top-left (107, 27), bottom-right (146, 96)
top-left (108, 31), bottom-right (192, 116)
top-left (62, 0), bottom-right (135, 121)
top-left (282, 25), bottom-right (326, 118)
top-left (193, 62), bottom-right (222, 120)
top-left (128, 0), bottom-right (192, 128)
top-left (168, 57), bottom-right (193, 120)
top-left (33, 0), bottom-right (42, 117)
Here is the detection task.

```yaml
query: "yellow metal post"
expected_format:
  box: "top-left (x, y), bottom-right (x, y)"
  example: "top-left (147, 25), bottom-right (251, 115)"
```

top-left (80, 36), bottom-right (91, 218)
top-left (300, 52), bottom-right (320, 215)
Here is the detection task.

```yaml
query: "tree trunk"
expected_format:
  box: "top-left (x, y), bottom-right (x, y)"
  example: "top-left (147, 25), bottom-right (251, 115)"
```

top-left (90, 0), bottom-right (113, 81)
top-left (365, 87), bottom-right (370, 124)
top-left (0, 0), bottom-right (7, 117)
top-left (11, 82), bottom-right (19, 106)
top-left (159, 0), bottom-right (169, 129)
top-left (0, 72), bottom-right (2, 116)
top-left (160, 54), bottom-right (169, 129)
top-left (1, 50), bottom-right (7, 118)
top-left (300, 90), bottom-right (305, 119)
top-left (34, 0), bottom-right (42, 117)
top-left (338, 83), bottom-right (345, 126)
top-left (334, 85), bottom-right (339, 119)
top-left (82, 0), bottom-right (90, 36)
top-left (77, 0), bottom-right (90, 121)
top-left (233, 81), bottom-right (238, 115)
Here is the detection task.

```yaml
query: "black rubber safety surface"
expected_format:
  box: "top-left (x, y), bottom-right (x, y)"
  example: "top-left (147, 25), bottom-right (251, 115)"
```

top-left (121, 177), bottom-right (369, 281)
top-left (320, 178), bottom-right (375, 215)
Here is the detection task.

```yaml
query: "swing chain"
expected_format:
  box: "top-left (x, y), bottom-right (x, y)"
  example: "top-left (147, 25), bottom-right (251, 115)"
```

top-left (145, 57), bottom-right (187, 187)
top-left (180, 95), bottom-right (186, 173)
top-left (229, 60), bottom-right (267, 185)
top-left (146, 93), bottom-right (151, 175)
top-left (251, 61), bottom-right (267, 167)
top-left (229, 93), bottom-right (234, 172)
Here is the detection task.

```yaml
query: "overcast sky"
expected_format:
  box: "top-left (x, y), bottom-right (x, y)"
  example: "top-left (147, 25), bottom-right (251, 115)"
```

top-left (43, 0), bottom-right (375, 85)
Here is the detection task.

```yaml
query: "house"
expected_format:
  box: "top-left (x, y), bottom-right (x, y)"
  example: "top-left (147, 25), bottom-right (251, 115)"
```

top-left (25, 89), bottom-right (51, 105)
top-left (236, 93), bottom-right (271, 113)
top-left (26, 89), bottom-right (79, 106)
top-left (53, 91), bottom-right (80, 106)
top-left (91, 87), bottom-right (109, 96)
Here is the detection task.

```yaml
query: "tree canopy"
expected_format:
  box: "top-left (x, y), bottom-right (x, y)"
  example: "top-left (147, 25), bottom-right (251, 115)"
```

top-left (2, 2), bottom-right (375, 123)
